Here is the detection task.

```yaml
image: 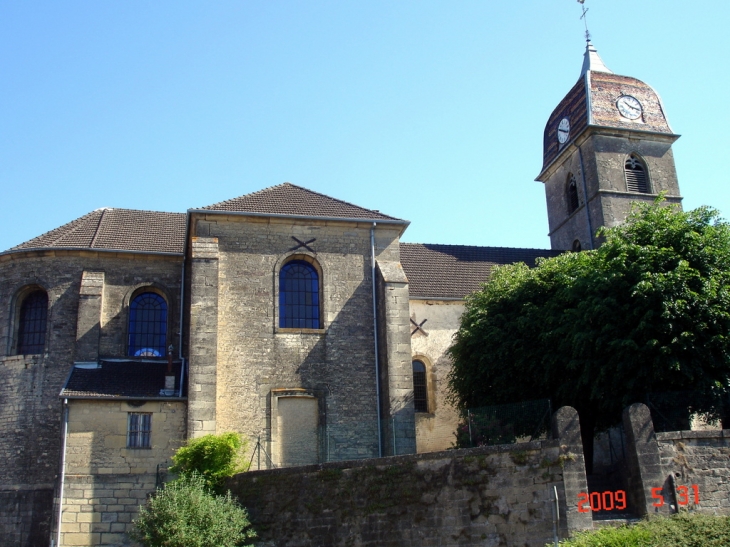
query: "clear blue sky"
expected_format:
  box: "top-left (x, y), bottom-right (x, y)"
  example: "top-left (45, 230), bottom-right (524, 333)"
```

top-left (2, 1), bottom-right (729, 253)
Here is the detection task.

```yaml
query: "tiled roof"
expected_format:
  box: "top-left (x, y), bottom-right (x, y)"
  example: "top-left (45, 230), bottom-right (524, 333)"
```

top-left (198, 183), bottom-right (403, 221)
top-left (60, 360), bottom-right (185, 399)
top-left (400, 243), bottom-right (562, 299)
top-left (7, 208), bottom-right (186, 255)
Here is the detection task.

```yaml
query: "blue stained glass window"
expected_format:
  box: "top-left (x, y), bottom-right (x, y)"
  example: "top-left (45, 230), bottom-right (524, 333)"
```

top-left (128, 292), bottom-right (167, 357)
top-left (279, 261), bottom-right (320, 329)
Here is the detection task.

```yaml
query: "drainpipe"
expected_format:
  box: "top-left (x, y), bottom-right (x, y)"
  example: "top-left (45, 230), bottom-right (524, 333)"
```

top-left (370, 223), bottom-right (383, 457)
top-left (177, 216), bottom-right (189, 397)
top-left (55, 399), bottom-right (69, 547)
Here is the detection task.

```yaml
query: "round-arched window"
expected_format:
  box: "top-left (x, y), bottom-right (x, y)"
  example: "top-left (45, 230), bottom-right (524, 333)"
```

top-left (128, 292), bottom-right (167, 357)
top-left (17, 290), bottom-right (48, 355)
top-left (279, 260), bottom-right (320, 329)
top-left (412, 360), bottom-right (428, 413)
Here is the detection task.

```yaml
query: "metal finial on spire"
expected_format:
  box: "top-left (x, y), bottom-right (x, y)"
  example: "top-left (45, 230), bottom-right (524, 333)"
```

top-left (577, 0), bottom-right (591, 42)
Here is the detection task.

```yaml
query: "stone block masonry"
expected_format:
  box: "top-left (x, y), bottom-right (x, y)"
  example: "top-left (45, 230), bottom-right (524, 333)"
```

top-left (0, 250), bottom-right (182, 545)
top-left (623, 403), bottom-right (730, 517)
top-left (228, 440), bottom-right (572, 547)
top-left (227, 407), bottom-right (590, 547)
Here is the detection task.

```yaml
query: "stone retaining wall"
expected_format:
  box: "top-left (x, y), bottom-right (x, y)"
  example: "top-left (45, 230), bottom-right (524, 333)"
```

top-left (227, 407), bottom-right (592, 547)
top-left (656, 430), bottom-right (730, 514)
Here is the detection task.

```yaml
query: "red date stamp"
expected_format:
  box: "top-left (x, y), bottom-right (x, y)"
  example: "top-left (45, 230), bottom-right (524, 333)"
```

top-left (577, 485), bottom-right (699, 512)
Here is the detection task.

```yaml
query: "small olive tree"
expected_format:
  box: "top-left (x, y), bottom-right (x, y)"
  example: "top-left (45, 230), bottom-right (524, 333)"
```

top-left (130, 472), bottom-right (255, 547)
top-left (131, 433), bottom-right (254, 547)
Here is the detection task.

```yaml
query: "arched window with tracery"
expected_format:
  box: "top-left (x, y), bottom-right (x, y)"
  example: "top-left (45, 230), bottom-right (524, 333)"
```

top-left (412, 360), bottom-right (428, 413)
top-left (625, 154), bottom-right (650, 193)
top-left (567, 174), bottom-right (580, 214)
top-left (16, 290), bottom-right (48, 354)
top-left (279, 260), bottom-right (320, 329)
top-left (128, 292), bottom-right (168, 357)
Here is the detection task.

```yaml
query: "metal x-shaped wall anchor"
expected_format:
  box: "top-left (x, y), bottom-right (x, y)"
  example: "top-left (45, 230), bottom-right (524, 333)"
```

top-left (290, 236), bottom-right (317, 253)
top-left (411, 318), bottom-right (428, 337)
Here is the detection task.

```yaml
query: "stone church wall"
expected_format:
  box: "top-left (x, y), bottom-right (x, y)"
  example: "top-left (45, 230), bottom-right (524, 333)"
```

top-left (0, 251), bottom-right (182, 546)
top-left (189, 213), bottom-right (413, 465)
top-left (409, 299), bottom-right (462, 453)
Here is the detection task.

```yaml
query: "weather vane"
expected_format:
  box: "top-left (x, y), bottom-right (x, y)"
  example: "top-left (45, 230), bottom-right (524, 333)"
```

top-left (577, 0), bottom-right (591, 42)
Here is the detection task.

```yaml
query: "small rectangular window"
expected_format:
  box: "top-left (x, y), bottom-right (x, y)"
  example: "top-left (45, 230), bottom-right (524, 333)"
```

top-left (127, 413), bottom-right (152, 448)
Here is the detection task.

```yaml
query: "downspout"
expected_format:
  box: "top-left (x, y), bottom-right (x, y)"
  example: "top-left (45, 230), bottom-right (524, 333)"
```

top-left (55, 399), bottom-right (69, 547)
top-left (178, 215), bottom-right (190, 397)
top-left (577, 145), bottom-right (595, 250)
top-left (370, 223), bottom-right (383, 457)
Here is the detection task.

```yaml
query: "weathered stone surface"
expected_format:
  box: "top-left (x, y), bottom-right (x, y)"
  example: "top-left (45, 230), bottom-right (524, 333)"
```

top-left (228, 441), bottom-right (568, 547)
top-left (0, 250), bottom-right (182, 545)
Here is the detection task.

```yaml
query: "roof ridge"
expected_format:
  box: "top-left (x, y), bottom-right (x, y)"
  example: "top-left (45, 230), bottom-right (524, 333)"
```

top-left (199, 182), bottom-right (402, 221)
top-left (89, 208), bottom-right (107, 248)
top-left (43, 210), bottom-right (102, 248)
top-left (278, 182), bottom-right (388, 217)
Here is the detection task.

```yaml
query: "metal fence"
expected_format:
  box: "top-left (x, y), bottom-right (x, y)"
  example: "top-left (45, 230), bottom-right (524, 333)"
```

top-left (455, 399), bottom-right (553, 449)
top-left (646, 391), bottom-right (728, 433)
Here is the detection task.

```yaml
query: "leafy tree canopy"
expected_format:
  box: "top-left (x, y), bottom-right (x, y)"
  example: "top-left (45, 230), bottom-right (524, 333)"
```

top-left (170, 432), bottom-right (248, 493)
top-left (448, 201), bottom-right (730, 452)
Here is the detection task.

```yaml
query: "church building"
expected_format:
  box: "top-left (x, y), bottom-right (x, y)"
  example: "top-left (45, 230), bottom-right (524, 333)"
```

top-left (0, 41), bottom-right (682, 547)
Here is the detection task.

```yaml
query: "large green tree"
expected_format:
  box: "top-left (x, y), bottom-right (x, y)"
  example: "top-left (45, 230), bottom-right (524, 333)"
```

top-left (448, 201), bottom-right (730, 471)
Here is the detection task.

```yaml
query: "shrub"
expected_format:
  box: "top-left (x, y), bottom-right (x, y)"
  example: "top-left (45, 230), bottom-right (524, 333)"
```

top-left (130, 472), bottom-right (256, 547)
top-left (170, 432), bottom-right (248, 492)
top-left (553, 512), bottom-right (730, 547)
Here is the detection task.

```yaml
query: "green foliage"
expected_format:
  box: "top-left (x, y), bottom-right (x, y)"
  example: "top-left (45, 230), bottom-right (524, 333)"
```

top-left (553, 513), bottom-right (730, 547)
top-left (130, 472), bottom-right (256, 547)
top-left (448, 201), bottom-right (730, 437)
top-left (170, 432), bottom-right (248, 492)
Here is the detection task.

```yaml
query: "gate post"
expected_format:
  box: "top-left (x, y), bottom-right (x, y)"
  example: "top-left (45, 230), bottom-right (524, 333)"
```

top-left (551, 406), bottom-right (592, 536)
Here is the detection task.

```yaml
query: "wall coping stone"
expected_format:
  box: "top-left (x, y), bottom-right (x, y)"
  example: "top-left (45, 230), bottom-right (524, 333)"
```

top-left (655, 430), bottom-right (729, 442)
top-left (229, 439), bottom-right (559, 483)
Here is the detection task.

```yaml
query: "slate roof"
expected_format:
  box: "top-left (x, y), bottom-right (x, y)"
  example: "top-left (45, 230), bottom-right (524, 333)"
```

top-left (60, 360), bottom-right (185, 399)
top-left (7, 208), bottom-right (186, 255)
top-left (400, 243), bottom-right (561, 300)
top-left (198, 183), bottom-right (404, 222)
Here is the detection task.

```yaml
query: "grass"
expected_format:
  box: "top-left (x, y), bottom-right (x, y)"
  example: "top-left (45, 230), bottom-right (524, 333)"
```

top-left (552, 513), bottom-right (730, 547)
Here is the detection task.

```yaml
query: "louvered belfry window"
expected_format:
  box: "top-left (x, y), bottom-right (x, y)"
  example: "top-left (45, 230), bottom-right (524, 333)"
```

top-left (17, 290), bottom-right (48, 354)
top-left (128, 292), bottom-right (168, 357)
top-left (412, 360), bottom-right (428, 413)
top-left (279, 260), bottom-right (320, 329)
top-left (567, 174), bottom-right (580, 214)
top-left (625, 154), bottom-right (649, 193)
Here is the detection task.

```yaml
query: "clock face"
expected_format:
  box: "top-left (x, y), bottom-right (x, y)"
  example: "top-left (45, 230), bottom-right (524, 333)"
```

top-left (557, 117), bottom-right (570, 144)
top-left (616, 95), bottom-right (642, 120)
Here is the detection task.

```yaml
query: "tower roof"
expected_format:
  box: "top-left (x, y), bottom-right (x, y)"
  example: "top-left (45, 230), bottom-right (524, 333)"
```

top-left (537, 42), bottom-right (678, 180)
top-left (580, 40), bottom-right (612, 76)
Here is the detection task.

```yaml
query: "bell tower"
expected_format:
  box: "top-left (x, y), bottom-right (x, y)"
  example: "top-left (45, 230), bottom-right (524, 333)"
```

top-left (536, 41), bottom-right (682, 251)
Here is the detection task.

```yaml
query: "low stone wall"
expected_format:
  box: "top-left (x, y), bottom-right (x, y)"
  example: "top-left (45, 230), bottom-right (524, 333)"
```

top-left (656, 430), bottom-right (730, 514)
top-left (228, 440), bottom-right (578, 547)
top-left (58, 473), bottom-right (157, 547)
